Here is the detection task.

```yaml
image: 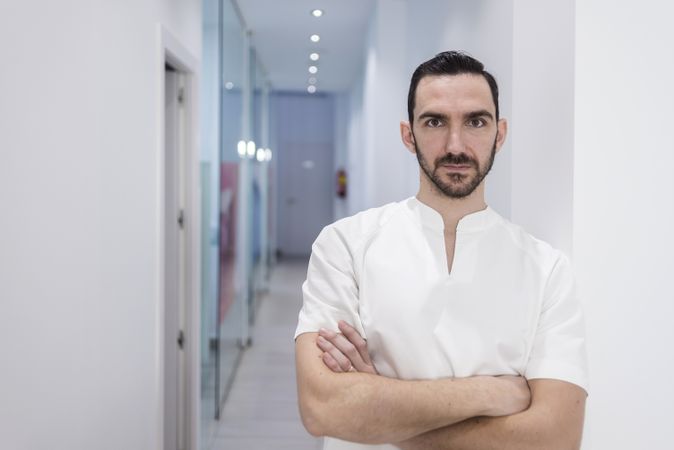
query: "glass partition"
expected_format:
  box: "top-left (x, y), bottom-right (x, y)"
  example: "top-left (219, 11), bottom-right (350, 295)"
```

top-left (199, 0), bottom-right (222, 445)
top-left (216, 0), bottom-right (245, 422)
top-left (200, 0), bottom-right (245, 447)
top-left (200, 1), bottom-right (273, 447)
top-left (251, 52), bottom-right (271, 319)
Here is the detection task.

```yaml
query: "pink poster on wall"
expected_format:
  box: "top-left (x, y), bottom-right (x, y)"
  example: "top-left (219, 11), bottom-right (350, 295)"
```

top-left (219, 162), bottom-right (238, 324)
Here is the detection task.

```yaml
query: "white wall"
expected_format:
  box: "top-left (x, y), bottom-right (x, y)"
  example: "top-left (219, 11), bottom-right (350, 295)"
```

top-left (574, 2), bottom-right (674, 449)
top-left (510, 0), bottom-right (576, 255)
top-left (336, 0), bottom-right (414, 217)
top-left (361, 0), bottom-right (414, 210)
top-left (0, 1), bottom-right (201, 449)
top-left (343, 67), bottom-right (367, 217)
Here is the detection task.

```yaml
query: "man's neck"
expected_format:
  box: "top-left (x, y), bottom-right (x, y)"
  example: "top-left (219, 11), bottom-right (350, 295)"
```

top-left (416, 184), bottom-right (487, 234)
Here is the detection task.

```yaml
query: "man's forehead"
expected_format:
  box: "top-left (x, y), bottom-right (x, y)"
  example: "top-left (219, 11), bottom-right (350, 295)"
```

top-left (417, 73), bottom-right (491, 92)
top-left (415, 74), bottom-right (495, 116)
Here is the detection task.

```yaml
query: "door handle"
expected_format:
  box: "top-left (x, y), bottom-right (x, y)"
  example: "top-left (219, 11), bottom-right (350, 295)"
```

top-left (177, 330), bottom-right (185, 350)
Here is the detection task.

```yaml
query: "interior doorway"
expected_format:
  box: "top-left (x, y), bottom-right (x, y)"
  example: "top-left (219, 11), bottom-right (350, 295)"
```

top-left (164, 65), bottom-right (187, 450)
top-left (274, 93), bottom-right (335, 257)
top-left (161, 29), bottom-right (200, 450)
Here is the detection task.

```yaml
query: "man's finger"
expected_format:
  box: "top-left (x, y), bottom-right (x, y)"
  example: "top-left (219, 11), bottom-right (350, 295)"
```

top-left (338, 320), bottom-right (372, 365)
top-left (322, 352), bottom-right (343, 373)
top-left (320, 328), bottom-right (366, 372)
top-left (317, 335), bottom-right (352, 372)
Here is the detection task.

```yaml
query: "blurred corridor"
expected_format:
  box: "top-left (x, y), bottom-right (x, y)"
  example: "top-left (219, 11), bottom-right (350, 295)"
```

top-left (203, 258), bottom-right (321, 450)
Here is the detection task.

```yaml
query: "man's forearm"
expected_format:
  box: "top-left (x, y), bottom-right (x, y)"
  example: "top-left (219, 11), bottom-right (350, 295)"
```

top-left (399, 410), bottom-right (547, 450)
top-left (397, 380), bottom-right (586, 450)
top-left (296, 333), bottom-right (503, 444)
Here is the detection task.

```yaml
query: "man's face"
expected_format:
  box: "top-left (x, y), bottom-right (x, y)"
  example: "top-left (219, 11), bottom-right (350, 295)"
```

top-left (406, 74), bottom-right (505, 199)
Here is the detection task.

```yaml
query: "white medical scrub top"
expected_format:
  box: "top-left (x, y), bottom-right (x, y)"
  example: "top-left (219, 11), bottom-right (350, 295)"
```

top-left (295, 197), bottom-right (588, 450)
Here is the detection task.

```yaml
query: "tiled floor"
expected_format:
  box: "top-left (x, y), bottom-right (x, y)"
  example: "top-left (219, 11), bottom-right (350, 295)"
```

top-left (210, 258), bottom-right (322, 450)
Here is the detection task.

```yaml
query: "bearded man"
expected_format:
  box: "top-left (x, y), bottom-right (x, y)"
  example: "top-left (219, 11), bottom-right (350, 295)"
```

top-left (294, 51), bottom-right (588, 450)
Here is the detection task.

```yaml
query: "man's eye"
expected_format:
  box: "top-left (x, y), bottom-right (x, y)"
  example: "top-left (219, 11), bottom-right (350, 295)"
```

top-left (426, 118), bottom-right (442, 128)
top-left (468, 118), bottom-right (486, 128)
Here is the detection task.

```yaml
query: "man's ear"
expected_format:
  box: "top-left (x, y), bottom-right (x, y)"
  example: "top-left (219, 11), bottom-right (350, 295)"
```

top-left (400, 121), bottom-right (416, 154)
top-left (494, 118), bottom-right (508, 154)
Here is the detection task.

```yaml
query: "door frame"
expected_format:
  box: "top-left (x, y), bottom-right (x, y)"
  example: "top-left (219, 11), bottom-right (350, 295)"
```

top-left (158, 26), bottom-right (200, 450)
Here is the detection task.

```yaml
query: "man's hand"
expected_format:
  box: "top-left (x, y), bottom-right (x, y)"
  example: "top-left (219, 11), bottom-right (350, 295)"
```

top-left (316, 321), bottom-right (531, 418)
top-left (316, 320), bottom-right (378, 374)
top-left (485, 376), bottom-right (531, 416)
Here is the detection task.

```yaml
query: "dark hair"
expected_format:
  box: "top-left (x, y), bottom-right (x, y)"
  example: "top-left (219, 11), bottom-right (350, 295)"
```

top-left (407, 51), bottom-right (499, 124)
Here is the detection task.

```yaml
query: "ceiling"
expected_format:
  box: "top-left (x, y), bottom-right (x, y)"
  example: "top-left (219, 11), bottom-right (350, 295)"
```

top-left (235, 0), bottom-right (376, 93)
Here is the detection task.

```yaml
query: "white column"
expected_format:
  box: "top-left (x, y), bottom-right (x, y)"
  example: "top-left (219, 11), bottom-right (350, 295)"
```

top-left (361, 0), bottom-right (413, 209)
top-left (574, 2), bottom-right (674, 449)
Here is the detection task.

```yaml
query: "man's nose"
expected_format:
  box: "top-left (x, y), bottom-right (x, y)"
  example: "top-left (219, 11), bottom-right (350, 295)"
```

top-left (445, 125), bottom-right (465, 154)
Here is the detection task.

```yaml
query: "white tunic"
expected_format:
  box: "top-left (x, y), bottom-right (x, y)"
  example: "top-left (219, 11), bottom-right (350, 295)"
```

top-left (295, 197), bottom-right (588, 450)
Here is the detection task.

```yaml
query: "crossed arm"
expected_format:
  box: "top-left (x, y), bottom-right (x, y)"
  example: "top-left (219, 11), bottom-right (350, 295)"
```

top-left (296, 322), bottom-right (586, 449)
top-left (397, 378), bottom-right (586, 450)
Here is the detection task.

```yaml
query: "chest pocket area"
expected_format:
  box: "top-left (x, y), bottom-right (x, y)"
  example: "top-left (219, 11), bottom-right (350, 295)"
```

top-left (429, 284), bottom-right (530, 377)
top-left (359, 264), bottom-right (444, 378)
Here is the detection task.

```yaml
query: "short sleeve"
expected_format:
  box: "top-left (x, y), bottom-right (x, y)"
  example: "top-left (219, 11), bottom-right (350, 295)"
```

top-left (294, 225), bottom-right (366, 340)
top-left (524, 253), bottom-right (589, 393)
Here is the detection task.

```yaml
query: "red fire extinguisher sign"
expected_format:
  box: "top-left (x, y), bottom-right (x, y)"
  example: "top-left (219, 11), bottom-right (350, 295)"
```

top-left (336, 168), bottom-right (347, 198)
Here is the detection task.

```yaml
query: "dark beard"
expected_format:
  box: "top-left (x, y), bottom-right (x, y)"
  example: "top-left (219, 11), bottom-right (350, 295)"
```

top-left (414, 138), bottom-right (496, 199)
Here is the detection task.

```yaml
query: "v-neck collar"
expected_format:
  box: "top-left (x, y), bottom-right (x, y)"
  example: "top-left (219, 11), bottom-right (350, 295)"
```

top-left (406, 196), bottom-right (500, 234)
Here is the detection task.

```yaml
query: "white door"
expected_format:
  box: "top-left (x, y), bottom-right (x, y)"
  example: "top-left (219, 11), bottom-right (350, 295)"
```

top-left (278, 141), bottom-right (334, 256)
top-left (275, 94), bottom-right (335, 257)
top-left (164, 67), bottom-right (186, 450)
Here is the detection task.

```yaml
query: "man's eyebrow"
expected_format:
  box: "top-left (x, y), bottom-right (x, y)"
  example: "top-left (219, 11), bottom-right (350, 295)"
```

top-left (417, 111), bottom-right (448, 121)
top-left (465, 109), bottom-right (494, 121)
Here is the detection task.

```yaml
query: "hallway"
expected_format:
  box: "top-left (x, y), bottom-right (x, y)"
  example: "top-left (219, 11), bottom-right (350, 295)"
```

top-left (208, 259), bottom-right (322, 450)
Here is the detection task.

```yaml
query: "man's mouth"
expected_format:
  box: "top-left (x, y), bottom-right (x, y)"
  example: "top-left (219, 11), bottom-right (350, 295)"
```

top-left (440, 164), bottom-right (472, 171)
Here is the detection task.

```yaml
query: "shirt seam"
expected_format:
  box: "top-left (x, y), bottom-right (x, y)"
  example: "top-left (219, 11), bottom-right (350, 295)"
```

top-left (347, 201), bottom-right (410, 256)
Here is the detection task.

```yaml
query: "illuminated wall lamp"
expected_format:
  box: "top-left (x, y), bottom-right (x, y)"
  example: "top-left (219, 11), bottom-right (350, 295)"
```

top-left (237, 140), bottom-right (246, 158)
top-left (246, 140), bottom-right (256, 158)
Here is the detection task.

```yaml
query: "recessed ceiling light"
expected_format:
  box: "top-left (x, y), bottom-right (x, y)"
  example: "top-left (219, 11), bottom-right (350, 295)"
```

top-left (307, 85), bottom-right (317, 94)
top-left (225, 81), bottom-right (234, 90)
top-left (310, 52), bottom-right (320, 61)
top-left (311, 9), bottom-right (323, 18)
top-left (308, 65), bottom-right (318, 74)
top-left (310, 34), bottom-right (320, 43)
top-left (308, 77), bottom-right (317, 85)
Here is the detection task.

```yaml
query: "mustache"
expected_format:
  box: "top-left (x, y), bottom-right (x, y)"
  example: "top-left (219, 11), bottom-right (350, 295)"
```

top-left (435, 153), bottom-right (477, 167)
